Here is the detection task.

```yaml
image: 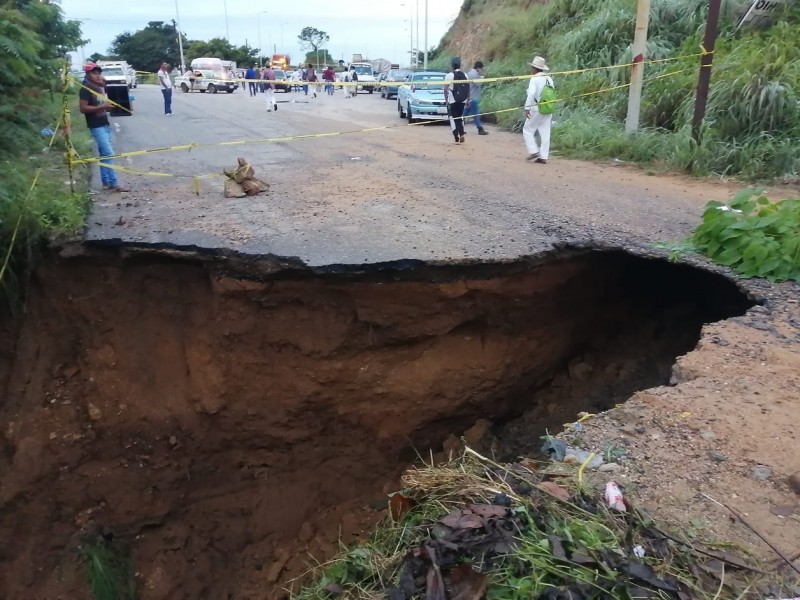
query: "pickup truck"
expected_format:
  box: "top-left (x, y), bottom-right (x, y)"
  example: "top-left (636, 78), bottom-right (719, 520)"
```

top-left (348, 62), bottom-right (378, 94)
top-left (174, 69), bottom-right (239, 94)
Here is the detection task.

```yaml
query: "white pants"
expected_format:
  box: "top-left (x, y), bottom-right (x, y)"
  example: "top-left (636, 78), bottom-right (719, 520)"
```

top-left (523, 111), bottom-right (552, 159)
top-left (264, 87), bottom-right (276, 110)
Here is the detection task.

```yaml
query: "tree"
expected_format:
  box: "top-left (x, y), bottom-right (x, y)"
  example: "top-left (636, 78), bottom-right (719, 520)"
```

top-left (186, 38), bottom-right (256, 66)
top-left (303, 49), bottom-right (334, 67)
top-left (297, 26), bottom-right (329, 52)
top-left (109, 21), bottom-right (184, 72)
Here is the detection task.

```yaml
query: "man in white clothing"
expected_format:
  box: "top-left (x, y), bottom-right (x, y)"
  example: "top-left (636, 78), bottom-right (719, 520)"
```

top-left (157, 62), bottom-right (173, 116)
top-left (523, 56), bottom-right (553, 164)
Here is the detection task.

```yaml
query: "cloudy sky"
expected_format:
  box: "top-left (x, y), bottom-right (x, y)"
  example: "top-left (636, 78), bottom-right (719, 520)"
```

top-left (59, 0), bottom-right (465, 67)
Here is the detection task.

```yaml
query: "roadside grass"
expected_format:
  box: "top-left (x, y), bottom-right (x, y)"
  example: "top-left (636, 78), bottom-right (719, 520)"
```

top-left (0, 91), bottom-right (92, 312)
top-left (288, 448), bottom-right (777, 599)
top-left (75, 534), bottom-right (137, 600)
top-left (464, 0), bottom-right (800, 181)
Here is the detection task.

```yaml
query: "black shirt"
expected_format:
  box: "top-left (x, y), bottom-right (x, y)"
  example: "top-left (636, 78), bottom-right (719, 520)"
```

top-left (79, 81), bottom-right (109, 129)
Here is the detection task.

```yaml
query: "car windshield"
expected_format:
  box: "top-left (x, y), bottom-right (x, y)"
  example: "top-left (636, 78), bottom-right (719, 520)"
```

top-left (274, 70), bottom-right (286, 78)
top-left (412, 74), bottom-right (445, 83)
top-left (352, 65), bottom-right (372, 75)
top-left (389, 70), bottom-right (412, 79)
top-left (103, 68), bottom-right (125, 77)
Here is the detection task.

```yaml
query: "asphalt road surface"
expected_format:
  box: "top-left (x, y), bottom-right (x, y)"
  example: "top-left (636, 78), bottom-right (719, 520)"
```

top-left (83, 83), bottom-right (751, 266)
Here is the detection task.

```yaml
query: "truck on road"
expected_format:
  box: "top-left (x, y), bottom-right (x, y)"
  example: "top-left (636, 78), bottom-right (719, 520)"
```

top-left (348, 60), bottom-right (377, 94)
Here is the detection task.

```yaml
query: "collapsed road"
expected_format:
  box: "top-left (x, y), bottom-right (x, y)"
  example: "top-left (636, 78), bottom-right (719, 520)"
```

top-left (1, 84), bottom-right (798, 599)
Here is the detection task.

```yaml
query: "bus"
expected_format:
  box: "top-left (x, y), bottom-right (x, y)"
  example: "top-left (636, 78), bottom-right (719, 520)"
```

top-left (272, 54), bottom-right (290, 70)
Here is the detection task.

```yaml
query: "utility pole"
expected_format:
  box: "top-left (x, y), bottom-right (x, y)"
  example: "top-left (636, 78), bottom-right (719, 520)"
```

top-left (692, 0), bottom-right (723, 144)
top-left (423, 0), bottom-right (428, 69)
top-left (625, 0), bottom-right (650, 133)
top-left (172, 14), bottom-right (185, 73)
top-left (416, 0), bottom-right (419, 71)
top-left (224, 0), bottom-right (230, 41)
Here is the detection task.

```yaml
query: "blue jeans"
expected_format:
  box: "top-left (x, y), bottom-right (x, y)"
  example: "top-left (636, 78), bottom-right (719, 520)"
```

top-left (464, 99), bottom-right (484, 130)
top-left (89, 125), bottom-right (117, 187)
top-left (161, 88), bottom-right (173, 114)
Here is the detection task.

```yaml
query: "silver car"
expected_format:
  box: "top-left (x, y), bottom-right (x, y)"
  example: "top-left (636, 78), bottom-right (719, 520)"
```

top-left (396, 71), bottom-right (448, 123)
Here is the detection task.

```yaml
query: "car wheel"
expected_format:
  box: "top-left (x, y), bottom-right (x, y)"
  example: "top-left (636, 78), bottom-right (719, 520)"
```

top-left (180, 83), bottom-right (189, 93)
top-left (398, 100), bottom-right (405, 118)
top-left (209, 84), bottom-right (217, 94)
top-left (368, 87), bottom-right (374, 94)
top-left (407, 103), bottom-right (414, 123)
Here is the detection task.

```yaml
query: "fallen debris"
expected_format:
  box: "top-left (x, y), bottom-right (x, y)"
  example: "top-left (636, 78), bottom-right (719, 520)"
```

top-left (223, 157), bottom-right (269, 197)
top-left (289, 447), bottom-right (790, 600)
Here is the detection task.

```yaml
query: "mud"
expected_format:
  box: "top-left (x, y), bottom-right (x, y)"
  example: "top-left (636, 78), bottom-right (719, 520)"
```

top-left (0, 245), bottom-right (752, 599)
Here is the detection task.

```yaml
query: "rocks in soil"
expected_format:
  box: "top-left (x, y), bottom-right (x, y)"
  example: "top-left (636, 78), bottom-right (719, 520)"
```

top-left (750, 465), bottom-right (772, 481)
top-left (708, 450), bottom-right (728, 463)
top-left (787, 471), bottom-right (800, 494)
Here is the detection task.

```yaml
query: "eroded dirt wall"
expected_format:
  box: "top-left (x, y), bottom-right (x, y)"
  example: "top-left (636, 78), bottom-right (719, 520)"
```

top-left (0, 249), bottom-right (751, 599)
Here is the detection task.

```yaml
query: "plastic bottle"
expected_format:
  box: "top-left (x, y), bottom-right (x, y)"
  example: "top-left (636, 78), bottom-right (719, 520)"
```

top-left (604, 481), bottom-right (626, 512)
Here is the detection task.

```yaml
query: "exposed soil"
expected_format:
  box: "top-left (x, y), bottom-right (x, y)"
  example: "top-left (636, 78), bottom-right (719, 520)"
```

top-left (0, 245), bottom-right (755, 599)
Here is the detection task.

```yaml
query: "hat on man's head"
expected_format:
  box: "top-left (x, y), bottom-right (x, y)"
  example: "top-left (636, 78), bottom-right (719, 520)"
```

top-left (83, 63), bottom-right (102, 73)
top-left (451, 56), bottom-right (461, 69)
top-left (530, 56), bottom-right (549, 71)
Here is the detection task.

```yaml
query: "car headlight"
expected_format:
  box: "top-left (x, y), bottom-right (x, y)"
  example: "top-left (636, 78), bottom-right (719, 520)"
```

top-left (416, 99), bottom-right (434, 106)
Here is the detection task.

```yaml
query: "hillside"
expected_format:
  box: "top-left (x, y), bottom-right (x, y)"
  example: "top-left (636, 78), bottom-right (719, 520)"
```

top-left (435, 0), bottom-right (800, 182)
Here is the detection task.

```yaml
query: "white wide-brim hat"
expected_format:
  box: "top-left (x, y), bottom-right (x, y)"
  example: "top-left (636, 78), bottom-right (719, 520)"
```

top-left (530, 56), bottom-right (550, 71)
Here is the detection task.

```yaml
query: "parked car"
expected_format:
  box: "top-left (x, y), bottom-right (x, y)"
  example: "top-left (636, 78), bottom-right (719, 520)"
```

top-left (273, 69), bottom-right (291, 92)
top-left (175, 69), bottom-right (238, 93)
top-left (396, 71), bottom-right (448, 123)
top-left (379, 68), bottom-right (413, 99)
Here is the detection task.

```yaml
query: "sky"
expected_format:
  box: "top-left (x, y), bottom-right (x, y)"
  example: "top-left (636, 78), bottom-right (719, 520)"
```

top-left (59, 0), bottom-right (465, 68)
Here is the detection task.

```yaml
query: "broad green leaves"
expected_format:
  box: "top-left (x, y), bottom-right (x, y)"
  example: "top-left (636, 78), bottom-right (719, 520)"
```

top-left (692, 190), bottom-right (800, 282)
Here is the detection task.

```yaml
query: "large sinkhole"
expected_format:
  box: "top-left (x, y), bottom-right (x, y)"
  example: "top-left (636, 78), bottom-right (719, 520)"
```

top-left (0, 247), bottom-right (753, 599)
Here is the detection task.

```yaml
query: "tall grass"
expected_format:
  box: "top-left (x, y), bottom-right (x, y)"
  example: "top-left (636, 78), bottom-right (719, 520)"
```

top-left (0, 91), bottom-right (91, 313)
top-left (466, 0), bottom-right (800, 181)
top-left (76, 535), bottom-right (136, 600)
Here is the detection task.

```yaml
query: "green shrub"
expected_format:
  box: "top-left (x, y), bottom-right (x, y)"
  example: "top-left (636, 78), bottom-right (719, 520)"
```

top-left (692, 190), bottom-right (800, 282)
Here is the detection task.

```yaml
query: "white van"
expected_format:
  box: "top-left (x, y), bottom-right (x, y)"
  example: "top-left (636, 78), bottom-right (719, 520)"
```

top-left (97, 60), bottom-right (136, 88)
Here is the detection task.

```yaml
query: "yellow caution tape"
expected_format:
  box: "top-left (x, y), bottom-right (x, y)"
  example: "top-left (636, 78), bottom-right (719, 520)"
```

top-left (70, 67), bottom-right (690, 170)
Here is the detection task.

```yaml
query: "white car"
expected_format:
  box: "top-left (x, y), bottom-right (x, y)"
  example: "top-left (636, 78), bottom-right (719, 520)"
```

top-left (175, 69), bottom-right (239, 94)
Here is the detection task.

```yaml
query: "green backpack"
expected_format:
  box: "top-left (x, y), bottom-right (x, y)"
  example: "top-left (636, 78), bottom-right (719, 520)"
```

top-left (538, 81), bottom-right (558, 114)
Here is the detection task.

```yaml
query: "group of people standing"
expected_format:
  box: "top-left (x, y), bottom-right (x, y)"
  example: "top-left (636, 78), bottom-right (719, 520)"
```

top-left (443, 55), bottom-right (553, 163)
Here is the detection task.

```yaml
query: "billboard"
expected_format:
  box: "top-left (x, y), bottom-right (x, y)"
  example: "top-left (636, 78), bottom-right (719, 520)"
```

top-left (737, 0), bottom-right (794, 29)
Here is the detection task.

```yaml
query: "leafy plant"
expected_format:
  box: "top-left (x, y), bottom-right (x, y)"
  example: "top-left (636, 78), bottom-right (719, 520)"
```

top-left (692, 190), bottom-right (800, 282)
top-left (76, 535), bottom-right (136, 600)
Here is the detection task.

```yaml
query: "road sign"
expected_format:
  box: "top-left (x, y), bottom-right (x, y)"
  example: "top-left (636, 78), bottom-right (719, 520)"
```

top-left (737, 0), bottom-right (793, 29)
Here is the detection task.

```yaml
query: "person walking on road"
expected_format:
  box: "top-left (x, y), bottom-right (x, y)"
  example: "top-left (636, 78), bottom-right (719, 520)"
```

top-left (157, 62), bottom-right (173, 115)
top-left (246, 64), bottom-right (258, 96)
top-left (262, 63), bottom-right (277, 111)
top-left (465, 60), bottom-right (488, 135)
top-left (78, 63), bottom-right (128, 192)
top-left (523, 56), bottom-right (554, 164)
top-left (443, 57), bottom-right (470, 144)
top-left (323, 65), bottom-right (336, 95)
top-left (305, 64), bottom-right (318, 98)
